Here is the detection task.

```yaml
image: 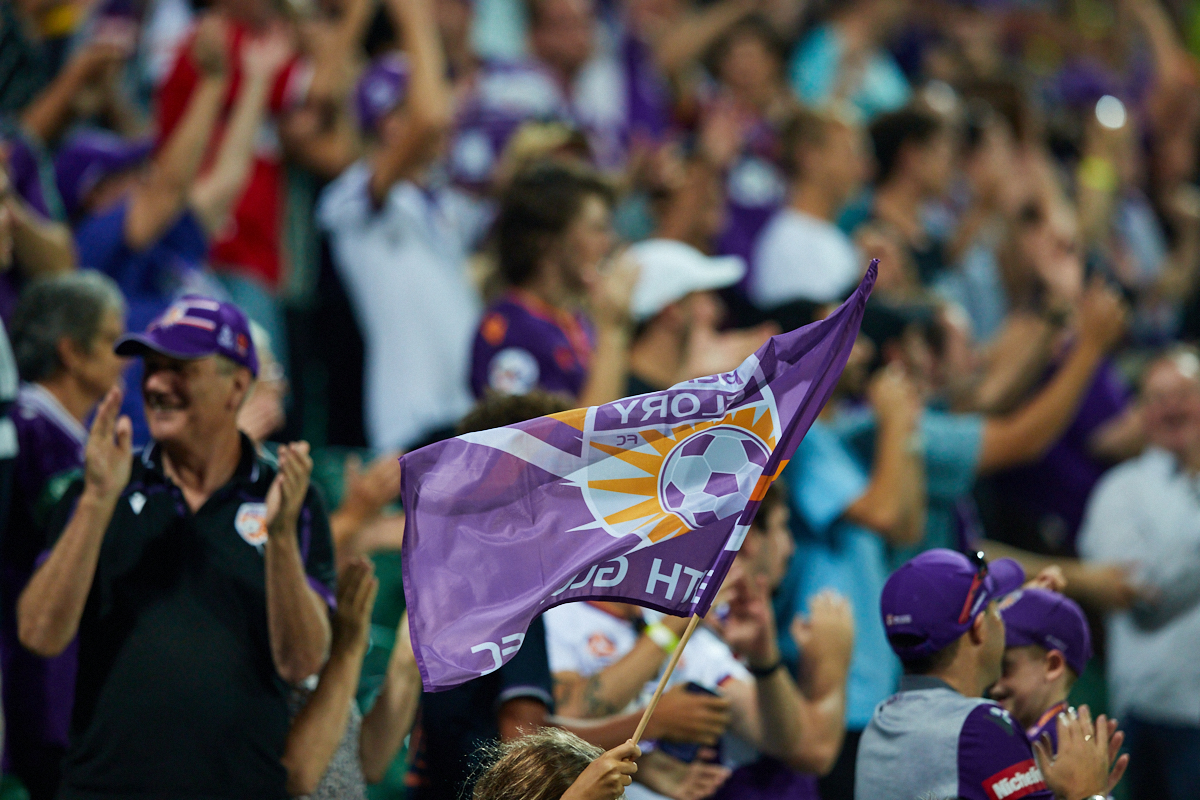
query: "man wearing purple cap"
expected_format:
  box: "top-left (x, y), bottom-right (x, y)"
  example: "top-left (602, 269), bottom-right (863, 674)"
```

top-left (855, 549), bottom-right (1126, 800)
top-left (990, 589), bottom-right (1093, 753)
top-left (16, 296), bottom-right (335, 799)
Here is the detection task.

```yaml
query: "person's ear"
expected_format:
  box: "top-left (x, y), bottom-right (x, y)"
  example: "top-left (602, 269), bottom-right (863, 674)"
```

top-left (968, 611), bottom-right (987, 645)
top-left (229, 368), bottom-right (254, 411)
top-left (1044, 649), bottom-right (1067, 684)
top-left (57, 336), bottom-right (86, 373)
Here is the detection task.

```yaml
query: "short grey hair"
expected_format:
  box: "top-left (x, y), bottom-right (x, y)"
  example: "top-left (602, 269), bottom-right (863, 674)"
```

top-left (11, 272), bottom-right (126, 383)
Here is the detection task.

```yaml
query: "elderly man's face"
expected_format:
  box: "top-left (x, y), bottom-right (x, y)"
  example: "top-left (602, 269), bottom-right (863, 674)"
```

top-left (142, 354), bottom-right (248, 445)
top-left (1142, 356), bottom-right (1200, 457)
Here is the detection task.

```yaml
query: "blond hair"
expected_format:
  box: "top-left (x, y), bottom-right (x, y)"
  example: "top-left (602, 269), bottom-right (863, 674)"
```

top-left (471, 729), bottom-right (605, 800)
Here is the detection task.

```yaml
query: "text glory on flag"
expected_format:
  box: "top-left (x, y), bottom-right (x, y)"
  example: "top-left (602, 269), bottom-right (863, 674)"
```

top-left (401, 261), bottom-right (878, 691)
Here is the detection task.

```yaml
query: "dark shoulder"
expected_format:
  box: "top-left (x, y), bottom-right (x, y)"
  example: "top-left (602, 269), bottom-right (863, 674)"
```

top-left (957, 703), bottom-right (1050, 800)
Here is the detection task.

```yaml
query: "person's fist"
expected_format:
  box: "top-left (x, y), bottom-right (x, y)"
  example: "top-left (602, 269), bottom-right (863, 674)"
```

top-left (1076, 278), bottom-right (1128, 354)
top-left (867, 363), bottom-right (920, 428)
top-left (648, 685), bottom-right (732, 745)
top-left (562, 740), bottom-right (641, 800)
top-left (191, 15), bottom-right (231, 78)
top-left (792, 590), bottom-right (854, 688)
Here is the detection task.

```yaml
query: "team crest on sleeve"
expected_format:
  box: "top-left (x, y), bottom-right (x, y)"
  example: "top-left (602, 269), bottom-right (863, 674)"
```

top-left (983, 760), bottom-right (1046, 800)
top-left (235, 502), bottom-right (269, 549)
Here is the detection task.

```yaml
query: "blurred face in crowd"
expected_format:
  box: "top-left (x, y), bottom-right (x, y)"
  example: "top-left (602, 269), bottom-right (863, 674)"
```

top-left (530, 0), bottom-right (596, 79)
top-left (68, 309), bottom-right (128, 401)
top-left (737, 502), bottom-right (792, 591)
top-left (990, 645), bottom-right (1063, 730)
top-left (798, 120), bottom-right (870, 207)
top-left (1007, 201), bottom-right (1083, 306)
top-left (625, 0), bottom-right (683, 40)
top-left (1141, 354), bottom-right (1200, 460)
top-left (142, 353), bottom-right (252, 447)
top-left (964, 116), bottom-right (1018, 211)
top-left (979, 602), bottom-right (1007, 688)
top-left (930, 304), bottom-right (980, 406)
top-left (556, 192), bottom-right (614, 295)
top-left (912, 129), bottom-right (956, 198)
top-left (717, 30), bottom-right (781, 105)
top-left (215, 0), bottom-right (280, 28)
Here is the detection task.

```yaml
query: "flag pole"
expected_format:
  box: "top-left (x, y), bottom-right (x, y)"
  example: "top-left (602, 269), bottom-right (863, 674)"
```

top-left (630, 613), bottom-right (703, 744)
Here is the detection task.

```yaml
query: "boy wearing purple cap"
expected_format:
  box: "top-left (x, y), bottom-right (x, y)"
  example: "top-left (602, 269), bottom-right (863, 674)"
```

top-left (855, 549), bottom-right (1126, 800)
top-left (16, 297), bottom-right (335, 799)
top-left (990, 589), bottom-right (1093, 753)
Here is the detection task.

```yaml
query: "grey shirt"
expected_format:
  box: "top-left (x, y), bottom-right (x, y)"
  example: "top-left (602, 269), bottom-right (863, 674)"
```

top-left (856, 676), bottom-right (1051, 800)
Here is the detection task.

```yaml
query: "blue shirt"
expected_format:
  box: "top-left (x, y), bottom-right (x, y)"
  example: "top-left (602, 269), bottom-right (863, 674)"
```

top-left (788, 25), bottom-right (911, 121)
top-left (779, 420), bottom-right (900, 730)
top-left (75, 200), bottom-right (217, 445)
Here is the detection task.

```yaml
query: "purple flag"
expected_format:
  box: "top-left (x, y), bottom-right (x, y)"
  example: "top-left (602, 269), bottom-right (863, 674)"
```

top-left (402, 262), bottom-right (878, 691)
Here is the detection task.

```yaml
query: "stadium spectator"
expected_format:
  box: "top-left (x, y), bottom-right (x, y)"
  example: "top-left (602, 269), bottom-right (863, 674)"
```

top-left (990, 588), bottom-right (1093, 751)
top-left (625, 238), bottom-right (774, 396)
top-left (856, 549), bottom-right (1127, 800)
top-left (472, 732), bottom-right (640, 800)
top-left (62, 16), bottom-right (292, 444)
top-left (1, 273), bottom-right (125, 800)
top-left (471, 164), bottom-right (637, 405)
top-left (283, 558), bottom-right (422, 797)
top-left (1078, 346), bottom-right (1200, 799)
top-left (319, 0), bottom-right (482, 451)
top-left (750, 108), bottom-right (869, 309)
top-left (16, 297), bottom-right (335, 798)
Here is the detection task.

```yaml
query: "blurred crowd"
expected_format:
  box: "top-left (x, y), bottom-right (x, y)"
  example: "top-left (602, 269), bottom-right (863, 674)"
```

top-left (3, 0), bottom-right (1200, 797)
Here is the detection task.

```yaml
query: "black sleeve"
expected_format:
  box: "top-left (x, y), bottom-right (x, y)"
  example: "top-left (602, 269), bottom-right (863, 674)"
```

top-left (42, 474), bottom-right (86, 551)
top-left (299, 483), bottom-right (337, 608)
top-left (496, 614), bottom-right (555, 713)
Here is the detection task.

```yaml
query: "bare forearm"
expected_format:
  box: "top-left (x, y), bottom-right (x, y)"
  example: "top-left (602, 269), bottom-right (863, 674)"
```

top-left (755, 671), bottom-right (844, 774)
top-left (20, 58), bottom-right (94, 143)
top-left (265, 532), bottom-right (332, 684)
top-left (845, 418), bottom-right (913, 543)
top-left (556, 711), bottom-right (645, 749)
top-left (655, 161), bottom-right (719, 244)
top-left (18, 490), bottom-right (115, 656)
top-left (191, 74), bottom-right (272, 235)
top-left (895, 450), bottom-right (926, 547)
top-left (578, 325), bottom-right (632, 408)
top-left (387, 0), bottom-right (450, 127)
top-left (972, 317), bottom-right (1057, 414)
top-left (282, 647), bottom-right (361, 796)
top-left (556, 639), bottom-right (666, 718)
top-left (7, 200), bottom-right (76, 276)
top-left (656, 0), bottom-right (750, 75)
top-left (359, 653), bottom-right (421, 783)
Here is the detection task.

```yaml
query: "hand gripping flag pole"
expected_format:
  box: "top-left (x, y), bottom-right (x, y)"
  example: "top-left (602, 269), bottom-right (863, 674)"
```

top-left (399, 260), bottom-right (877, 694)
top-left (630, 614), bottom-right (702, 744)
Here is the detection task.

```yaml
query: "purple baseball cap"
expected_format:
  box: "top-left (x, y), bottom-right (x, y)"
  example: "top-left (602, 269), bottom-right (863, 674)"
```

top-left (115, 296), bottom-right (259, 377)
top-left (999, 588), bottom-right (1092, 677)
top-left (55, 130), bottom-right (154, 218)
top-left (356, 54), bottom-right (409, 134)
top-left (881, 549), bottom-right (1026, 660)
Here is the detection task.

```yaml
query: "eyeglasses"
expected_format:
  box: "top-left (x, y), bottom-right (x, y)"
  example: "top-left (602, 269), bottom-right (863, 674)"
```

top-left (957, 551), bottom-right (989, 625)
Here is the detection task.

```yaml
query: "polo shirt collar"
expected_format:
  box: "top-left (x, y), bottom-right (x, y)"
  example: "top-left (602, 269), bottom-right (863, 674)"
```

top-left (898, 675), bottom-right (957, 693)
top-left (140, 432), bottom-right (262, 486)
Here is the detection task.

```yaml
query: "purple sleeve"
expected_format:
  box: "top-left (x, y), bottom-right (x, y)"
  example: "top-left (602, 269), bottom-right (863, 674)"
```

top-left (6, 136), bottom-right (52, 217)
top-left (957, 704), bottom-right (1053, 800)
top-left (471, 307), bottom-right (548, 398)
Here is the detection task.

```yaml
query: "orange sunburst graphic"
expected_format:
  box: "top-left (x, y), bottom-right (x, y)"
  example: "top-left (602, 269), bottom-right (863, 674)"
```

top-left (580, 405), bottom-right (787, 546)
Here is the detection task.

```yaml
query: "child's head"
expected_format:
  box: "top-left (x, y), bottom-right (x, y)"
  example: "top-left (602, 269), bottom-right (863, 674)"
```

top-left (472, 729), bottom-right (606, 800)
top-left (989, 589), bottom-right (1092, 730)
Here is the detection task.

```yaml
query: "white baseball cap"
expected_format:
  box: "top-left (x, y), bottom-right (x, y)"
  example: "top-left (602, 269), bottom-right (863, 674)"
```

top-left (629, 239), bottom-right (746, 322)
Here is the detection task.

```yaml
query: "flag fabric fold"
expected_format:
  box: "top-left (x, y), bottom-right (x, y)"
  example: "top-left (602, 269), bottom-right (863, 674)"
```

top-left (401, 261), bottom-right (878, 691)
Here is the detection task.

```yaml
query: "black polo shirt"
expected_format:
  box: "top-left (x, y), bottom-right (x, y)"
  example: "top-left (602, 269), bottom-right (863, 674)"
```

top-left (45, 434), bottom-right (336, 800)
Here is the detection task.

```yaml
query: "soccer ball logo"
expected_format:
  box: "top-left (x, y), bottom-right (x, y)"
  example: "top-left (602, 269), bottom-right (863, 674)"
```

top-left (658, 426), bottom-right (770, 530)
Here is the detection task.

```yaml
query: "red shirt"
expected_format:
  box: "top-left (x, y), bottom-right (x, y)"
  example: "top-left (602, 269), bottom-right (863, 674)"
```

top-left (155, 22), bottom-right (309, 288)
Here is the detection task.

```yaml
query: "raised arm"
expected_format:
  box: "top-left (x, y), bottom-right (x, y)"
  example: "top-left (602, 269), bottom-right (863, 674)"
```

top-left (368, 0), bottom-right (453, 204)
top-left (843, 365), bottom-right (926, 547)
top-left (720, 578), bottom-right (852, 775)
top-left (20, 40), bottom-right (127, 144)
top-left (359, 610), bottom-right (422, 783)
top-left (190, 28), bottom-right (293, 236)
top-left (18, 388), bottom-right (131, 656)
top-left (264, 441), bottom-right (333, 684)
top-left (125, 17), bottom-right (230, 251)
top-left (577, 253), bottom-right (638, 409)
top-left (976, 281), bottom-right (1127, 475)
top-left (282, 559), bottom-right (378, 796)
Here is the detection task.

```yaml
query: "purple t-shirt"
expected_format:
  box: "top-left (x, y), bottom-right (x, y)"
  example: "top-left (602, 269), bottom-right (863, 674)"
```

top-left (0, 133), bottom-right (61, 325)
top-left (1, 384), bottom-right (86, 765)
top-left (470, 292), bottom-right (594, 399)
top-left (1026, 701), bottom-right (1066, 754)
top-left (713, 758), bottom-right (819, 800)
top-left (989, 358), bottom-right (1129, 555)
top-left (715, 117), bottom-right (787, 290)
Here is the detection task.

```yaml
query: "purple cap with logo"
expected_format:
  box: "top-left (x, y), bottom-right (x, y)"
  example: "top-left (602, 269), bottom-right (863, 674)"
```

top-left (115, 296), bottom-right (259, 377)
top-left (881, 549), bottom-right (1026, 660)
top-left (999, 588), bottom-right (1092, 676)
top-left (356, 54), bottom-right (409, 134)
top-left (55, 130), bottom-right (154, 218)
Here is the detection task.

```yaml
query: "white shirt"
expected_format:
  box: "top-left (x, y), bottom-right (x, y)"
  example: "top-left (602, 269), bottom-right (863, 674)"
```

top-left (317, 162), bottom-right (487, 450)
top-left (1077, 447), bottom-right (1200, 724)
top-left (749, 207), bottom-right (860, 308)
top-left (543, 603), bottom-right (750, 707)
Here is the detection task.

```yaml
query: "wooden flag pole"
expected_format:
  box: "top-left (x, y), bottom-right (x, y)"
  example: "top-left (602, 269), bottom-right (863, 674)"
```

top-left (630, 613), bottom-right (703, 744)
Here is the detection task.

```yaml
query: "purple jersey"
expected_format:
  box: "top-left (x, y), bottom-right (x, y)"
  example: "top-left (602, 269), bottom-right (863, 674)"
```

top-left (990, 358), bottom-right (1129, 555)
top-left (713, 758), bottom-right (819, 800)
top-left (449, 59), bottom-right (571, 191)
top-left (1, 384), bottom-right (86, 767)
top-left (470, 292), bottom-right (594, 399)
top-left (1026, 702), bottom-right (1066, 754)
